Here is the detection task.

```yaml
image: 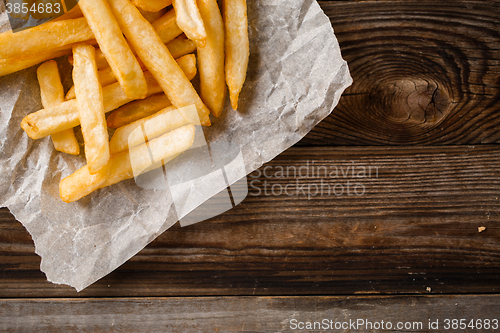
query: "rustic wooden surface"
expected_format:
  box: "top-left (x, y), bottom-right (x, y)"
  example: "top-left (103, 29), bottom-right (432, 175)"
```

top-left (301, 1), bottom-right (500, 146)
top-left (1, 295), bottom-right (499, 332)
top-left (1, 146), bottom-right (500, 297)
top-left (1, 0), bottom-right (500, 331)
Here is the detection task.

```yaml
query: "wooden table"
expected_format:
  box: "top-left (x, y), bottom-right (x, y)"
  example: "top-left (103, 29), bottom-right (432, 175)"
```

top-left (1, 1), bottom-right (500, 331)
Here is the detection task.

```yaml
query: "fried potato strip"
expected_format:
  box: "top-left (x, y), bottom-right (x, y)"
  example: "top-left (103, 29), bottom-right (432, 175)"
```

top-left (107, 0), bottom-right (211, 126)
top-left (72, 43), bottom-right (109, 173)
top-left (59, 124), bottom-right (195, 203)
top-left (37, 60), bottom-right (80, 155)
top-left (222, 0), bottom-right (249, 110)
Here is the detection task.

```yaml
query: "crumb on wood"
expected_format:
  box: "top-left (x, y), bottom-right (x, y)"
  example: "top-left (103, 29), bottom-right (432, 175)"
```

top-left (478, 226), bottom-right (486, 233)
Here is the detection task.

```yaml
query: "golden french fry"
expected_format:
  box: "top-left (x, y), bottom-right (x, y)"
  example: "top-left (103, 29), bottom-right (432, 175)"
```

top-left (59, 124), bottom-right (195, 203)
top-left (66, 66), bottom-right (117, 100)
top-left (197, 0), bottom-right (225, 117)
top-left (0, 37), bottom-right (98, 78)
top-left (37, 60), bottom-right (80, 155)
top-left (22, 71), bottom-right (163, 140)
top-left (79, 0), bottom-right (148, 100)
top-left (67, 11), bottom-right (188, 70)
top-left (172, 0), bottom-right (207, 47)
top-left (151, 8), bottom-right (183, 44)
top-left (72, 43), bottom-right (109, 174)
top-left (0, 47), bottom-right (71, 77)
top-left (110, 105), bottom-right (193, 154)
top-left (0, 18), bottom-right (94, 59)
top-left (138, 7), bottom-right (167, 22)
top-left (132, 0), bottom-right (171, 13)
top-left (107, 0), bottom-right (211, 126)
top-left (106, 53), bottom-right (198, 128)
top-left (66, 41), bottom-right (196, 100)
top-left (166, 35), bottom-right (197, 59)
top-left (222, 0), bottom-right (249, 110)
top-left (21, 62), bottom-right (197, 139)
top-left (107, 94), bottom-right (171, 129)
top-left (68, 48), bottom-right (109, 70)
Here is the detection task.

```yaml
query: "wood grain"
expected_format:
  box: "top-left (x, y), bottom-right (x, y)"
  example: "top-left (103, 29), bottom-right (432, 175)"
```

top-left (1, 146), bottom-right (499, 297)
top-left (299, 1), bottom-right (500, 146)
top-left (1, 295), bottom-right (499, 332)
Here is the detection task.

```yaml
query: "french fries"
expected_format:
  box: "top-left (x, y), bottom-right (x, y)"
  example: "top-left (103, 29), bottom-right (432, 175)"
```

top-left (222, 0), bottom-right (249, 110)
top-left (110, 105), bottom-right (193, 154)
top-left (65, 38), bottom-right (197, 100)
top-left (37, 60), bottom-right (80, 155)
top-left (72, 43), bottom-right (109, 174)
top-left (67, 9), bottom-right (189, 70)
top-left (11, 0), bottom-right (249, 201)
top-left (106, 53), bottom-right (198, 128)
top-left (107, 0), bottom-right (211, 126)
top-left (22, 55), bottom-right (198, 139)
top-left (60, 124), bottom-right (195, 203)
top-left (172, 0), bottom-right (207, 47)
top-left (0, 48), bottom-right (71, 77)
top-left (106, 94), bottom-right (171, 129)
top-left (152, 9), bottom-right (183, 43)
top-left (0, 18), bottom-right (94, 59)
top-left (79, 0), bottom-right (147, 100)
top-left (197, 0), bottom-right (225, 117)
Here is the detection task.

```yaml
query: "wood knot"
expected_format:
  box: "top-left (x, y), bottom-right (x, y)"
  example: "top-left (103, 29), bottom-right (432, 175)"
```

top-left (373, 78), bottom-right (451, 125)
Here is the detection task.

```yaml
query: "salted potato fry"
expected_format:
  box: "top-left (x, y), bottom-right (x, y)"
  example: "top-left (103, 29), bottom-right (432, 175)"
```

top-left (72, 43), bottom-right (109, 174)
top-left (133, 0), bottom-right (171, 13)
top-left (197, 0), bottom-right (225, 117)
top-left (37, 60), bottom-right (80, 155)
top-left (110, 105), bottom-right (193, 154)
top-left (138, 7), bottom-right (167, 22)
top-left (59, 124), bottom-right (195, 203)
top-left (79, 0), bottom-right (147, 100)
top-left (107, 94), bottom-right (171, 129)
top-left (172, 0), bottom-right (206, 47)
top-left (107, 0), bottom-right (211, 126)
top-left (166, 35), bottom-right (197, 59)
top-left (0, 47), bottom-right (71, 77)
top-left (152, 9), bottom-right (183, 44)
top-left (66, 66), bottom-right (120, 100)
top-left (68, 48), bottom-right (110, 70)
top-left (222, 0), bottom-right (249, 110)
top-left (67, 33), bottom-right (193, 73)
top-left (106, 54), bottom-right (198, 127)
top-left (0, 18), bottom-right (94, 59)
top-left (21, 75), bottom-right (159, 139)
top-left (70, 10), bottom-right (185, 70)
top-left (21, 61), bottom-right (196, 139)
top-left (66, 42), bottom-right (196, 99)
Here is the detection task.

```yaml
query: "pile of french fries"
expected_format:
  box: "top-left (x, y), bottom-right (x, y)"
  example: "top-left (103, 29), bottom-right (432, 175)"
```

top-left (1, 0), bottom-right (249, 202)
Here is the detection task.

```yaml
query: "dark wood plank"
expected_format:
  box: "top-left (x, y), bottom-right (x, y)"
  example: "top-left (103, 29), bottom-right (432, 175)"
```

top-left (1, 146), bottom-right (499, 297)
top-left (299, 1), bottom-right (500, 146)
top-left (1, 295), bottom-right (499, 332)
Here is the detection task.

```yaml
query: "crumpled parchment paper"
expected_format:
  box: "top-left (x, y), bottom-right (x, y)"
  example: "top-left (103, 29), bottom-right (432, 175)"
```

top-left (0, 0), bottom-right (352, 291)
